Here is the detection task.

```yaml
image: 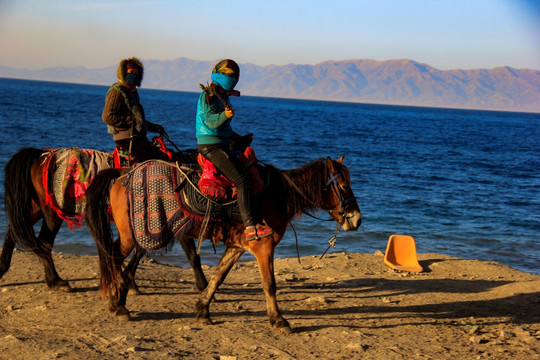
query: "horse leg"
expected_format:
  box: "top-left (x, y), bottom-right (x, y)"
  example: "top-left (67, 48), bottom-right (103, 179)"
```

top-left (36, 212), bottom-right (70, 291)
top-left (251, 238), bottom-right (291, 333)
top-left (124, 243), bottom-right (145, 295)
top-left (0, 226), bottom-right (16, 279)
top-left (179, 237), bottom-right (208, 292)
top-left (108, 238), bottom-right (134, 321)
top-left (196, 246), bottom-right (244, 324)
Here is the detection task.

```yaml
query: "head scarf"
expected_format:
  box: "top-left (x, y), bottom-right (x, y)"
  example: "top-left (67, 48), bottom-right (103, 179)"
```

top-left (211, 59), bottom-right (239, 90)
top-left (117, 57), bottom-right (144, 87)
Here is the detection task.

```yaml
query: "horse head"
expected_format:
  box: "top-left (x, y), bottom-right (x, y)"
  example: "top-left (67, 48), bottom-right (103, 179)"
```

top-left (323, 156), bottom-right (361, 231)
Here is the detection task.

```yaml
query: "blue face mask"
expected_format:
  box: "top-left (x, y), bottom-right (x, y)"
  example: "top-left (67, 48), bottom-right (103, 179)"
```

top-left (211, 73), bottom-right (238, 91)
top-left (125, 73), bottom-right (140, 86)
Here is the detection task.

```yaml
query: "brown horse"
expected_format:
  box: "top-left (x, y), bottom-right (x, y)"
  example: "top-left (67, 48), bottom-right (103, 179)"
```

top-left (1, 147), bottom-right (207, 293)
top-left (85, 156), bottom-right (361, 333)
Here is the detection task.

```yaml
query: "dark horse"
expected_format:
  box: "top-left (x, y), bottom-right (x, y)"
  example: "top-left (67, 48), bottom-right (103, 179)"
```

top-left (0, 147), bottom-right (207, 293)
top-left (85, 156), bottom-right (361, 333)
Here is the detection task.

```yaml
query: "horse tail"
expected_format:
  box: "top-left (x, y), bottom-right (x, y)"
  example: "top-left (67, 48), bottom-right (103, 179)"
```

top-left (85, 168), bottom-right (123, 299)
top-left (4, 147), bottom-right (46, 253)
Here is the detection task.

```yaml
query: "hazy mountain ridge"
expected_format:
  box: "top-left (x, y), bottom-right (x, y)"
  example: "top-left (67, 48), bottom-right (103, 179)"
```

top-left (1, 58), bottom-right (538, 112)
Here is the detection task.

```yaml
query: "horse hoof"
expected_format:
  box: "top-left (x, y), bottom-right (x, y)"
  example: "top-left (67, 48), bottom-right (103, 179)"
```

top-left (275, 325), bottom-right (293, 334)
top-left (117, 314), bottom-right (131, 322)
top-left (114, 308), bottom-right (131, 322)
top-left (196, 316), bottom-right (213, 325)
top-left (51, 282), bottom-right (72, 292)
top-left (272, 319), bottom-right (292, 334)
top-left (116, 312), bottom-right (131, 322)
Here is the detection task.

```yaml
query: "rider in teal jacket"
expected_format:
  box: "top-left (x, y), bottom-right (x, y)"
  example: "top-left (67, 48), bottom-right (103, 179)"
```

top-left (195, 59), bottom-right (273, 241)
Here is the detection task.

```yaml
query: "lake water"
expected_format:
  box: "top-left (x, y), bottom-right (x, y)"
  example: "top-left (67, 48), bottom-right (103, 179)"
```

top-left (0, 77), bottom-right (538, 275)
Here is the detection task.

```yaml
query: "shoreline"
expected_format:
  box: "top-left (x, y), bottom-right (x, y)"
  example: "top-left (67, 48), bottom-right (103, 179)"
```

top-left (30, 241), bottom-right (540, 277)
top-left (1, 248), bottom-right (539, 359)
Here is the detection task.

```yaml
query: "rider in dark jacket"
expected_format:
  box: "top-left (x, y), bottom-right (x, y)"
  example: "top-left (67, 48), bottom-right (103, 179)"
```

top-left (102, 57), bottom-right (168, 165)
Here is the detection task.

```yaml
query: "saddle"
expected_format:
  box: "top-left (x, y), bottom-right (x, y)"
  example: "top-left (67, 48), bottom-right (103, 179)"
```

top-left (181, 146), bottom-right (267, 222)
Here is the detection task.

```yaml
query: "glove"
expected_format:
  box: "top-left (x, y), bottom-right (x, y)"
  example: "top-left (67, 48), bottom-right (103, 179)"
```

top-left (153, 123), bottom-right (165, 135)
top-left (225, 107), bottom-right (235, 119)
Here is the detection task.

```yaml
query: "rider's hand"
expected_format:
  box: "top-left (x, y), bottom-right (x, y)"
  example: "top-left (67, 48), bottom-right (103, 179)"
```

top-left (225, 107), bottom-right (235, 119)
top-left (154, 124), bottom-right (165, 135)
top-left (243, 133), bottom-right (254, 145)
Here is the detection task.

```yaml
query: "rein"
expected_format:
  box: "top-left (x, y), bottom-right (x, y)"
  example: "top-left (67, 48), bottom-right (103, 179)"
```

top-left (292, 221), bottom-right (341, 269)
top-left (161, 131), bottom-right (182, 154)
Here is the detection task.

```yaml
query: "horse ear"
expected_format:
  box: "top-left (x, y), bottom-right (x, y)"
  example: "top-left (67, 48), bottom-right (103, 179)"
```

top-left (326, 156), bottom-right (344, 171)
top-left (326, 156), bottom-right (336, 171)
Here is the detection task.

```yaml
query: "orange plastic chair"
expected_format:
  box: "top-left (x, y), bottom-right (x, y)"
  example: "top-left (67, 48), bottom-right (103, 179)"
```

top-left (384, 234), bottom-right (423, 272)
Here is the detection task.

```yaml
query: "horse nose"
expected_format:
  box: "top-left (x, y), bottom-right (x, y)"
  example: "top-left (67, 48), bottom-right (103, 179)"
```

top-left (343, 210), bottom-right (361, 231)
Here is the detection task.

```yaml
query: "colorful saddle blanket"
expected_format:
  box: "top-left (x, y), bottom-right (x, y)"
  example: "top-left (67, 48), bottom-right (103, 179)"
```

top-left (43, 148), bottom-right (113, 229)
top-left (197, 147), bottom-right (264, 199)
top-left (126, 161), bottom-right (193, 250)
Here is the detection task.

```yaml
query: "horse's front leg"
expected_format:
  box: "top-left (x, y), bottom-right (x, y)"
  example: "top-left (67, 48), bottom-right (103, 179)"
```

top-left (250, 238), bottom-right (291, 333)
top-left (196, 246), bottom-right (244, 324)
top-left (179, 237), bottom-right (208, 292)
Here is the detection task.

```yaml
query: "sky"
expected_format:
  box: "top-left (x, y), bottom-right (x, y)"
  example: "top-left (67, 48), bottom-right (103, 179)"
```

top-left (0, 0), bottom-right (539, 71)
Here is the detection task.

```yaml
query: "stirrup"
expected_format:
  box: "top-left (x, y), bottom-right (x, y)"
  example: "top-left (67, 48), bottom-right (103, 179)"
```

top-left (244, 227), bottom-right (258, 241)
top-left (255, 223), bottom-right (274, 238)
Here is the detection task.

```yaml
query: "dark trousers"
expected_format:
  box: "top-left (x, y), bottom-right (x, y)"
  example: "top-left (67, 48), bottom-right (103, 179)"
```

top-left (199, 145), bottom-right (255, 228)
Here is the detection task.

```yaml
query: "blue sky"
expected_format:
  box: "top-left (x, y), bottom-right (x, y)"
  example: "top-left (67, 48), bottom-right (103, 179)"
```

top-left (1, 0), bottom-right (538, 71)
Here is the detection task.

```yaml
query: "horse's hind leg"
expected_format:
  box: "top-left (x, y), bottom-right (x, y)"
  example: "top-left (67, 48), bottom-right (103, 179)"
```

top-left (196, 246), bottom-right (244, 324)
top-left (0, 226), bottom-right (16, 279)
top-left (108, 237), bottom-right (134, 321)
top-left (124, 244), bottom-right (146, 295)
top-left (37, 212), bottom-right (70, 291)
top-left (180, 237), bottom-right (208, 292)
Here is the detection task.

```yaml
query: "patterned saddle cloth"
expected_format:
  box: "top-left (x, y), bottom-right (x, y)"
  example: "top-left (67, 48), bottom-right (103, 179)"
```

top-left (126, 159), bottom-right (257, 250)
top-left (126, 161), bottom-right (193, 250)
top-left (43, 148), bottom-right (113, 229)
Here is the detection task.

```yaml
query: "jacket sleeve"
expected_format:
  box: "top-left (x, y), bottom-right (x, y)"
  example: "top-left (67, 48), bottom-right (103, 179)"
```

top-left (201, 95), bottom-right (230, 129)
top-left (102, 88), bottom-right (132, 128)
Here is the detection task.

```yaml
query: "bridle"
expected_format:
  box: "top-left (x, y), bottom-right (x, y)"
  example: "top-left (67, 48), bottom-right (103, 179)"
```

top-left (281, 162), bottom-right (357, 223)
top-left (324, 171), bottom-right (357, 224)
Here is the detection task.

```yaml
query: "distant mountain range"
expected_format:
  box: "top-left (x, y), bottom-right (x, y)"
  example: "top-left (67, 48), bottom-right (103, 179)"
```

top-left (1, 58), bottom-right (539, 112)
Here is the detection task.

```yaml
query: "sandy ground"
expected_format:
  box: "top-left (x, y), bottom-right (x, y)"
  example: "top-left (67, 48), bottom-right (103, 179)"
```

top-left (0, 248), bottom-right (539, 360)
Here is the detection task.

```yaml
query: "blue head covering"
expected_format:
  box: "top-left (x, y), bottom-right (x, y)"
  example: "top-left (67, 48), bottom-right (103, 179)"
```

top-left (211, 59), bottom-right (240, 90)
top-left (211, 73), bottom-right (238, 90)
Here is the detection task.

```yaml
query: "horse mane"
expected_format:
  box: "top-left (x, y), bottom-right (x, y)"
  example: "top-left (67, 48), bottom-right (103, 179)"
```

top-left (266, 158), bottom-right (350, 220)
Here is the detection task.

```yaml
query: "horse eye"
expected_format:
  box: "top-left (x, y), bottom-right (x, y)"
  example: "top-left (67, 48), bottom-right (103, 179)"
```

top-left (340, 184), bottom-right (350, 191)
